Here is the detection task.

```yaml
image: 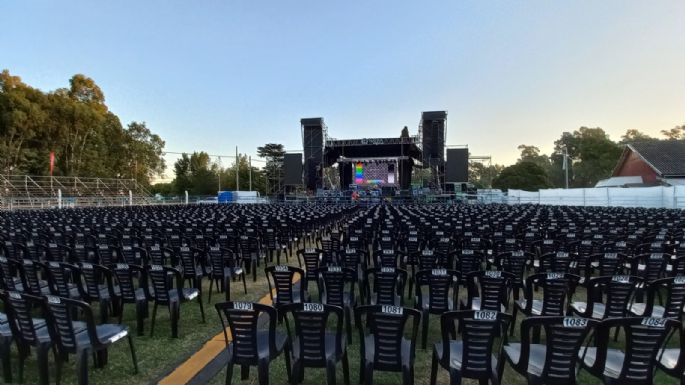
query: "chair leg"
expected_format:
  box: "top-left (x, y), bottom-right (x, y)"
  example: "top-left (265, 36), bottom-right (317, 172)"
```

top-left (36, 344), bottom-right (51, 385)
top-left (240, 364), bottom-right (249, 380)
top-left (208, 278), bottom-right (214, 304)
top-left (342, 351), bottom-right (350, 385)
top-left (430, 349), bottom-right (438, 385)
top-left (326, 361), bottom-right (337, 385)
top-left (448, 368), bottom-right (461, 385)
top-left (242, 273), bottom-right (248, 294)
top-left (224, 275), bottom-right (231, 302)
top-left (170, 301), bottom-right (180, 338)
top-left (198, 294), bottom-right (206, 322)
top-left (150, 303), bottom-right (158, 337)
top-left (258, 360), bottom-right (270, 385)
top-left (345, 307), bottom-right (353, 344)
top-left (128, 335), bottom-right (139, 373)
top-left (225, 362), bottom-right (234, 385)
top-left (0, 340), bottom-right (11, 383)
top-left (422, 311), bottom-right (429, 349)
top-left (136, 300), bottom-right (147, 336)
top-left (510, 306), bottom-right (518, 336)
top-left (76, 349), bottom-right (90, 385)
top-left (364, 363), bottom-right (374, 385)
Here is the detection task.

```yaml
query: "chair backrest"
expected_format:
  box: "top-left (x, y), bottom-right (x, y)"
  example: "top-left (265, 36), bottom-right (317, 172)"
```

top-left (539, 252), bottom-right (575, 274)
top-left (298, 248), bottom-right (322, 283)
top-left (355, 304), bottom-right (420, 371)
top-left (497, 251), bottom-right (531, 285)
top-left (215, 301), bottom-right (277, 364)
top-left (1, 290), bottom-right (43, 345)
top-left (281, 302), bottom-right (343, 366)
top-left (0, 256), bottom-right (19, 291)
top-left (178, 246), bottom-right (199, 276)
top-left (644, 276), bottom-right (685, 319)
top-left (43, 261), bottom-right (77, 298)
top-left (464, 270), bottom-right (515, 311)
top-left (111, 263), bottom-right (145, 302)
top-left (146, 265), bottom-right (179, 303)
top-left (77, 262), bottom-right (111, 301)
top-left (456, 249), bottom-right (483, 277)
top-left (523, 273), bottom-right (577, 316)
top-left (584, 275), bottom-right (641, 318)
top-left (265, 265), bottom-right (305, 306)
top-left (318, 266), bottom-right (356, 307)
top-left (590, 317), bottom-right (680, 383)
top-left (16, 259), bottom-right (45, 295)
top-left (439, 310), bottom-right (512, 377)
top-left (43, 295), bottom-right (86, 354)
top-left (365, 267), bottom-right (407, 306)
top-left (592, 252), bottom-right (627, 277)
top-left (415, 269), bottom-right (459, 312)
top-left (517, 316), bottom-right (596, 382)
top-left (633, 253), bottom-right (668, 282)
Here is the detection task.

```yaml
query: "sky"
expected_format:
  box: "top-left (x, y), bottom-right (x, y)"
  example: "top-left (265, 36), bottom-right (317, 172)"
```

top-left (2, 1), bottom-right (684, 181)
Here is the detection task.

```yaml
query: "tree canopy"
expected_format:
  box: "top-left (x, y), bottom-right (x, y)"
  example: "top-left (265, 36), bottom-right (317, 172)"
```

top-left (0, 70), bottom-right (165, 185)
top-left (492, 161), bottom-right (550, 191)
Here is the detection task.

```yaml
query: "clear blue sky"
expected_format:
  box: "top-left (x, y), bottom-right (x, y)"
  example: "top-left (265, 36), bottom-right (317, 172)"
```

top-left (2, 1), bottom-right (684, 180)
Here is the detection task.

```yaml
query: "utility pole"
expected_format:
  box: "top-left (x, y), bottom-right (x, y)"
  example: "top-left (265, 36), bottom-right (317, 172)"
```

top-left (249, 156), bottom-right (252, 191)
top-left (563, 146), bottom-right (569, 189)
top-left (235, 146), bottom-right (239, 191)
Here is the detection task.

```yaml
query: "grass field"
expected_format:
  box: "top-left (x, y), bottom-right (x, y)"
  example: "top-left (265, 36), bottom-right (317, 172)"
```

top-left (8, 243), bottom-right (682, 385)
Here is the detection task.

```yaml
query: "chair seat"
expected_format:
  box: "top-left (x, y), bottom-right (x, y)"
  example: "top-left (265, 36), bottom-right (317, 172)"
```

top-left (582, 347), bottom-right (625, 379)
top-left (435, 341), bottom-right (498, 371)
top-left (658, 348), bottom-right (680, 371)
top-left (515, 299), bottom-right (543, 315)
top-left (629, 302), bottom-right (664, 317)
top-left (364, 334), bottom-right (412, 368)
top-left (504, 343), bottom-right (546, 376)
top-left (571, 301), bottom-right (607, 319)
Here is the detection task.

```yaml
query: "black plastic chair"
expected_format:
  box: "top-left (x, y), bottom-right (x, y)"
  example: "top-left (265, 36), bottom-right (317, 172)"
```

top-left (581, 316), bottom-right (680, 385)
top-left (0, 311), bottom-right (13, 382)
top-left (657, 323), bottom-right (685, 385)
top-left (146, 264), bottom-right (205, 338)
top-left (1, 290), bottom-right (53, 385)
top-left (570, 275), bottom-right (641, 320)
top-left (503, 316), bottom-right (597, 385)
top-left (461, 270), bottom-right (515, 312)
top-left (430, 310), bottom-right (512, 385)
top-left (414, 269), bottom-right (459, 349)
top-left (265, 265), bottom-right (308, 307)
top-left (629, 275), bottom-right (685, 319)
top-left (511, 272), bottom-right (579, 337)
top-left (75, 262), bottom-right (116, 323)
top-left (207, 246), bottom-right (246, 303)
top-left (43, 295), bottom-right (138, 385)
top-left (214, 301), bottom-right (292, 385)
top-left (355, 304), bottom-right (420, 385)
top-left (319, 266), bottom-right (357, 344)
top-left (281, 302), bottom-right (350, 385)
top-left (178, 246), bottom-right (204, 292)
top-left (110, 263), bottom-right (149, 336)
top-left (42, 261), bottom-right (81, 299)
top-left (364, 267), bottom-right (407, 306)
top-left (298, 248), bottom-right (324, 295)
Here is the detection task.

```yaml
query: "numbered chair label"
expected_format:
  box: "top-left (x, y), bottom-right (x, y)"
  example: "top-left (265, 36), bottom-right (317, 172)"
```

top-left (275, 265), bottom-right (289, 272)
top-left (383, 249), bottom-right (394, 255)
top-left (151, 265), bottom-right (163, 271)
top-left (116, 263), bottom-right (129, 270)
top-left (547, 273), bottom-right (564, 280)
top-left (380, 267), bottom-right (395, 273)
top-left (563, 317), bottom-right (588, 328)
top-left (641, 317), bottom-right (666, 328)
top-left (381, 305), bottom-right (403, 315)
top-left (474, 311), bottom-right (497, 321)
top-left (674, 276), bottom-right (685, 285)
top-left (611, 275), bottom-right (631, 283)
top-left (305, 248), bottom-right (316, 254)
top-left (234, 302), bottom-right (253, 311)
top-left (604, 253), bottom-right (618, 259)
top-left (431, 269), bottom-right (447, 276)
top-left (303, 303), bottom-right (324, 312)
top-left (485, 270), bottom-right (502, 278)
top-left (327, 266), bottom-right (342, 273)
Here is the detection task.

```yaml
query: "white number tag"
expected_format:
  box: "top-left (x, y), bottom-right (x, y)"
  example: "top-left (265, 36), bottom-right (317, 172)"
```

top-left (616, 242), bottom-right (626, 247)
top-left (328, 266), bottom-right (342, 273)
top-left (650, 253), bottom-right (663, 260)
top-left (381, 237), bottom-right (391, 242)
top-left (431, 269), bottom-right (447, 276)
top-left (46, 295), bottom-right (61, 304)
top-left (485, 271), bottom-right (502, 278)
top-left (274, 265), bottom-right (289, 272)
top-left (462, 249), bottom-right (474, 255)
top-left (604, 253), bottom-right (618, 259)
top-left (9, 292), bottom-right (21, 300)
top-left (472, 238), bottom-right (481, 243)
top-left (303, 303), bottom-right (323, 312)
top-left (381, 305), bottom-right (403, 315)
top-left (408, 237), bottom-right (418, 242)
top-left (563, 317), bottom-right (588, 328)
top-left (557, 252), bottom-right (569, 258)
top-left (350, 237), bottom-right (359, 242)
top-left (641, 317), bottom-right (666, 328)
top-left (612, 275), bottom-right (630, 283)
top-left (116, 263), bottom-right (129, 270)
top-left (474, 311), bottom-right (497, 320)
top-left (380, 267), bottom-right (395, 273)
top-left (544, 240), bottom-right (554, 245)
top-left (234, 302), bottom-right (253, 311)
top-left (151, 265), bottom-right (163, 271)
top-left (422, 250), bottom-right (434, 256)
top-left (49, 262), bottom-right (60, 268)
top-left (674, 276), bottom-right (685, 285)
top-left (81, 263), bottom-right (93, 270)
top-left (547, 273), bottom-right (564, 280)
top-left (512, 251), bottom-right (524, 257)
top-left (383, 249), bottom-right (393, 255)
top-left (506, 239), bottom-right (516, 244)
top-left (436, 231), bottom-right (444, 236)
top-left (305, 248), bottom-right (316, 254)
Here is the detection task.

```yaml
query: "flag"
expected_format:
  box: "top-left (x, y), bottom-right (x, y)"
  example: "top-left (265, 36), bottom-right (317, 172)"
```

top-left (49, 152), bottom-right (55, 176)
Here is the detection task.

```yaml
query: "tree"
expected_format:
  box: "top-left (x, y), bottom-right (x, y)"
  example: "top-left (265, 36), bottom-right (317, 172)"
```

top-left (621, 129), bottom-right (654, 143)
top-left (400, 126), bottom-right (409, 138)
top-left (492, 161), bottom-right (550, 191)
top-left (257, 143), bottom-right (286, 195)
top-left (517, 144), bottom-right (551, 170)
top-left (661, 123), bottom-right (685, 140)
top-left (552, 127), bottom-right (621, 187)
top-left (122, 121), bottom-right (166, 185)
top-left (468, 162), bottom-right (504, 188)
